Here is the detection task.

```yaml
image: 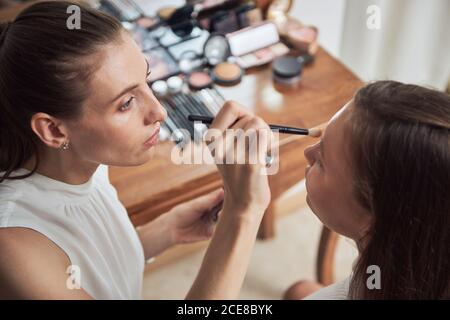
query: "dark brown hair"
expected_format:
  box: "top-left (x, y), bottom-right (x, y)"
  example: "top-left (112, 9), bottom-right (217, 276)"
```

top-left (348, 81), bottom-right (450, 299)
top-left (0, 1), bottom-right (123, 182)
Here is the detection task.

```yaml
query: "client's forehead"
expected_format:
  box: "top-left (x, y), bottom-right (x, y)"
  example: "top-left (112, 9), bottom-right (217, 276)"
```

top-left (322, 101), bottom-right (354, 178)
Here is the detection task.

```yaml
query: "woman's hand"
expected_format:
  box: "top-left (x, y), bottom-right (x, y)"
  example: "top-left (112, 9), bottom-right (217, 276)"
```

top-left (166, 189), bottom-right (224, 245)
top-left (206, 101), bottom-right (273, 217)
top-left (137, 189), bottom-right (224, 260)
top-left (186, 101), bottom-right (275, 299)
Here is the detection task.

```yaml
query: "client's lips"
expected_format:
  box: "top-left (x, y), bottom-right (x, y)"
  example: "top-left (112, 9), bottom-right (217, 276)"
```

top-left (143, 124), bottom-right (160, 148)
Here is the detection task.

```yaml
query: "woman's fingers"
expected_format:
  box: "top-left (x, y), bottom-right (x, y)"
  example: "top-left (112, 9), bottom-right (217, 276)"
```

top-left (209, 101), bottom-right (251, 133)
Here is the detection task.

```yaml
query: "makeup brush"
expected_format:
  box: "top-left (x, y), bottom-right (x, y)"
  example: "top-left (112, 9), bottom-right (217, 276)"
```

top-left (188, 115), bottom-right (321, 137)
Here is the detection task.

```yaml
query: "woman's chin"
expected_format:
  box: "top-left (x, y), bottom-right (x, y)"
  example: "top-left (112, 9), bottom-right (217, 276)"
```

top-left (137, 148), bottom-right (156, 164)
top-left (115, 149), bottom-right (156, 167)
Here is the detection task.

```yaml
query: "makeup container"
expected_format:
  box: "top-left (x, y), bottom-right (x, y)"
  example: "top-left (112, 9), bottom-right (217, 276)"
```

top-left (167, 76), bottom-right (184, 94)
top-left (226, 22), bottom-right (289, 69)
top-left (167, 28), bottom-right (210, 61)
top-left (285, 25), bottom-right (319, 55)
top-left (187, 71), bottom-right (213, 90)
top-left (272, 56), bottom-right (302, 87)
top-left (211, 61), bottom-right (243, 86)
top-left (151, 80), bottom-right (169, 97)
top-left (203, 34), bottom-right (230, 66)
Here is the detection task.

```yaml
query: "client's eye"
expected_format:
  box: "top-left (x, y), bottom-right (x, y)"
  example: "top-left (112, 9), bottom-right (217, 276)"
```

top-left (119, 97), bottom-right (135, 112)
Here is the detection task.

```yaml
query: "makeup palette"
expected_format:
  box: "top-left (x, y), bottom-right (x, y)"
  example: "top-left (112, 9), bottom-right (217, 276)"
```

top-left (227, 22), bottom-right (289, 69)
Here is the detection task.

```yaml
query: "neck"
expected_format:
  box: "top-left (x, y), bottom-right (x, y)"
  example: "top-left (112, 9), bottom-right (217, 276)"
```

top-left (23, 144), bottom-right (99, 185)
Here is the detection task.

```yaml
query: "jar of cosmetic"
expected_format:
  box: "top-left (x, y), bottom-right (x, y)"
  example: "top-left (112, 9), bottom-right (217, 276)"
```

top-left (272, 56), bottom-right (302, 87)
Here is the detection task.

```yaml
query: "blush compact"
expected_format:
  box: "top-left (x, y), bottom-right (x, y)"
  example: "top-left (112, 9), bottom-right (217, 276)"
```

top-left (187, 71), bottom-right (213, 90)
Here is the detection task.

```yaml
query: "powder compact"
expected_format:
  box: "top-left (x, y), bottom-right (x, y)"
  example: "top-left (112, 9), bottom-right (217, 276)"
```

top-left (212, 62), bottom-right (243, 86)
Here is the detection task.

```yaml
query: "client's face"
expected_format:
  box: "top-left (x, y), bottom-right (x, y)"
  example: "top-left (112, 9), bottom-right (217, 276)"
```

top-left (304, 101), bottom-right (371, 242)
top-left (64, 30), bottom-right (167, 167)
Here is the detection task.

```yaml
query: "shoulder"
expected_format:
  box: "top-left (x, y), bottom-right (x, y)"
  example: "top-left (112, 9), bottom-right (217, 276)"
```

top-left (0, 227), bottom-right (92, 299)
top-left (303, 277), bottom-right (351, 300)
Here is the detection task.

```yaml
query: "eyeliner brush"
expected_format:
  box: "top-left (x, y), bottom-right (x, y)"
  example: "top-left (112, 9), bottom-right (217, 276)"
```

top-left (187, 115), bottom-right (321, 137)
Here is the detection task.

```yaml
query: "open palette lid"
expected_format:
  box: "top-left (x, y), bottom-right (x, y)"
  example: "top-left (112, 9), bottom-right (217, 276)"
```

top-left (226, 22), bottom-right (280, 57)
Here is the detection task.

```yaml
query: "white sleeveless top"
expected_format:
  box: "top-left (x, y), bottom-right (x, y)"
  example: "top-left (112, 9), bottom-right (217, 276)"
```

top-left (304, 277), bottom-right (350, 300)
top-left (0, 165), bottom-right (145, 299)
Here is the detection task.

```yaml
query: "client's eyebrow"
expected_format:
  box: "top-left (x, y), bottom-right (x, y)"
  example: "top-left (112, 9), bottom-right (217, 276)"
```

top-left (109, 59), bottom-right (150, 103)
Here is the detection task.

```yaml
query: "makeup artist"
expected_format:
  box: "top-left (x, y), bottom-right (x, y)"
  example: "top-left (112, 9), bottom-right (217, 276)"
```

top-left (0, 1), bottom-right (273, 299)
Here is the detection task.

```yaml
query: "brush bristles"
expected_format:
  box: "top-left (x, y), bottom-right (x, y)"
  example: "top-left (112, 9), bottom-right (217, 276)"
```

top-left (308, 128), bottom-right (321, 138)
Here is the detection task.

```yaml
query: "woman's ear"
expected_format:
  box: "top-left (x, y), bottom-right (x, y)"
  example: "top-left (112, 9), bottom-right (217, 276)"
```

top-left (30, 112), bottom-right (69, 149)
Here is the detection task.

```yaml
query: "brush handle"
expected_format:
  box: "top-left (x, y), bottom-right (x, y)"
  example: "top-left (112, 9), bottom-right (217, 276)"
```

top-left (187, 115), bottom-right (309, 135)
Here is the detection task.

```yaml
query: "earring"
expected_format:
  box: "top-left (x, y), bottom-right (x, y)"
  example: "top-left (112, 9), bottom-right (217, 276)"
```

top-left (60, 141), bottom-right (70, 151)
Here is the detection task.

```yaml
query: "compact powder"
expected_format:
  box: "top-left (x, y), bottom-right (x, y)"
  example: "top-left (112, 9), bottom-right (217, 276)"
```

top-left (212, 62), bottom-right (243, 86)
top-left (188, 71), bottom-right (213, 90)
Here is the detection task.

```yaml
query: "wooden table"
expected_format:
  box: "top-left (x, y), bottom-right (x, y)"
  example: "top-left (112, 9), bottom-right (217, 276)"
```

top-left (1, 2), bottom-right (363, 284)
